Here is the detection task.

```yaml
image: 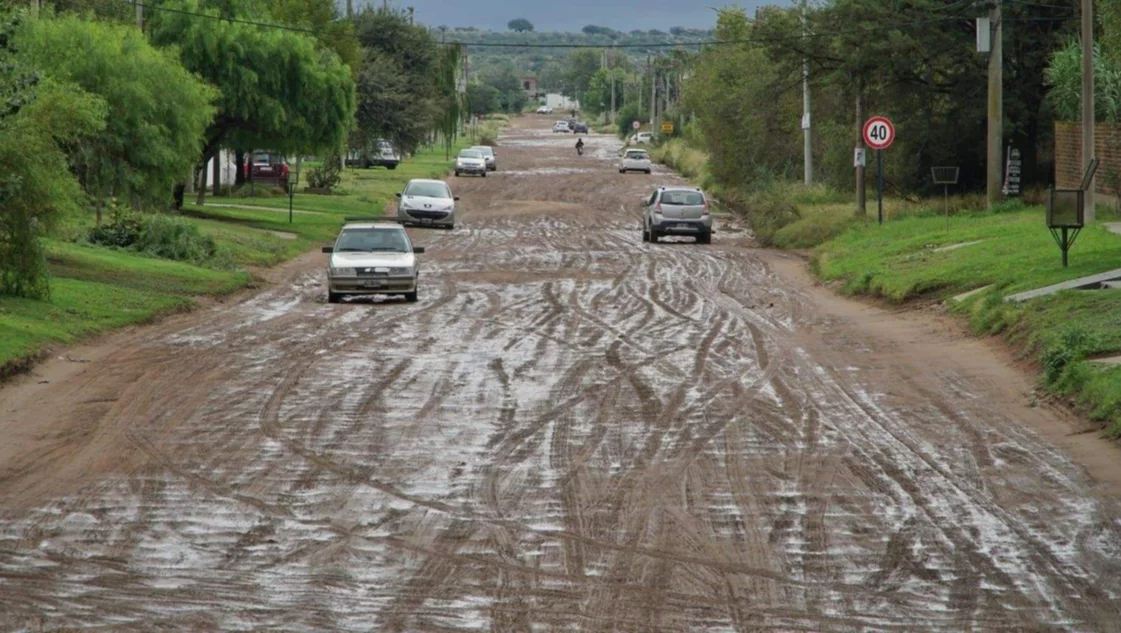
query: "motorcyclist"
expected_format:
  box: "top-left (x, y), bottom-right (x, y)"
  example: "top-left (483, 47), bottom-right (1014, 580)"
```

top-left (575, 137), bottom-right (585, 155)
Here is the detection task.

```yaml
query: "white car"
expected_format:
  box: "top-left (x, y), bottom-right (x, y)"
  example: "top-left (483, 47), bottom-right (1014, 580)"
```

top-left (454, 148), bottom-right (487, 177)
top-left (323, 221), bottom-right (425, 303)
top-left (395, 178), bottom-right (458, 229)
top-left (535, 105), bottom-right (554, 114)
top-left (553, 121), bottom-right (571, 133)
top-left (629, 132), bottom-right (654, 145)
top-left (619, 148), bottom-right (652, 174)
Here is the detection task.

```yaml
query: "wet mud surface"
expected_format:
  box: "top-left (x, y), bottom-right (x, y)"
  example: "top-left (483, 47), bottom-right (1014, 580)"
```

top-left (3, 117), bottom-right (1121, 631)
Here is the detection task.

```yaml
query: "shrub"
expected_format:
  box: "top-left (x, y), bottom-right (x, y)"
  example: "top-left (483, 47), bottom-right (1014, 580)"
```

top-left (306, 156), bottom-right (341, 189)
top-left (1041, 325), bottom-right (1102, 385)
top-left (88, 202), bottom-right (143, 248)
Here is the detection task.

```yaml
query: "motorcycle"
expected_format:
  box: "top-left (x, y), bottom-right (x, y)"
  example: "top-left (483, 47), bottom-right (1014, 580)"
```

top-left (576, 145), bottom-right (584, 156)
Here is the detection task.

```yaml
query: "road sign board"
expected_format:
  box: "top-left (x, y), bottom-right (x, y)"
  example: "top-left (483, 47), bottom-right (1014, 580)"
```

top-left (632, 120), bottom-right (641, 130)
top-left (862, 116), bottom-right (895, 150)
top-left (661, 120), bottom-right (674, 134)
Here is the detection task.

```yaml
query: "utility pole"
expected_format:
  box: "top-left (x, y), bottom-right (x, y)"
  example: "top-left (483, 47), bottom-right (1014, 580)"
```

top-left (135, 0), bottom-right (143, 29)
top-left (346, 0), bottom-right (353, 19)
top-left (986, 0), bottom-right (1003, 210)
top-left (802, 0), bottom-right (813, 185)
top-left (1082, 0), bottom-right (1095, 222)
top-left (408, 6), bottom-right (414, 24)
top-left (30, 0), bottom-right (39, 18)
top-left (649, 54), bottom-right (657, 136)
top-left (856, 78), bottom-right (866, 215)
top-left (610, 47), bottom-right (617, 126)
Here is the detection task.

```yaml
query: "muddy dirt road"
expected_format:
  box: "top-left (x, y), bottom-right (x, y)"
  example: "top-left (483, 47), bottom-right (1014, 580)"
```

top-left (3, 116), bottom-right (1121, 631)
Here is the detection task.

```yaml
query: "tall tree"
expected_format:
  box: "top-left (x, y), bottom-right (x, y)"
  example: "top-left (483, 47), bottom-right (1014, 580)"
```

top-left (507, 18), bottom-right (533, 33)
top-left (148, 0), bottom-right (355, 202)
top-left (17, 14), bottom-right (217, 217)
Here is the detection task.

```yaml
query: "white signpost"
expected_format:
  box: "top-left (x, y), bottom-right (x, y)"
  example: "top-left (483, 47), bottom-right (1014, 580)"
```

top-left (632, 120), bottom-right (641, 131)
top-left (862, 116), bottom-right (896, 225)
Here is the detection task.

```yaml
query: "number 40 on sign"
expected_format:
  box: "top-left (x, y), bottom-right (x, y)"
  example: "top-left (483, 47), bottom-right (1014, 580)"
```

top-left (862, 116), bottom-right (895, 225)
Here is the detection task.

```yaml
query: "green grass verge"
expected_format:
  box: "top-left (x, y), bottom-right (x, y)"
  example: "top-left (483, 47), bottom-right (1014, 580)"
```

top-left (0, 138), bottom-right (478, 378)
top-left (811, 205), bottom-right (1121, 433)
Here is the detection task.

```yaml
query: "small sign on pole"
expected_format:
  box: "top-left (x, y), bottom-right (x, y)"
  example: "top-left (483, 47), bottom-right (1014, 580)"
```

top-left (1002, 145), bottom-right (1021, 196)
top-left (853, 147), bottom-right (866, 168)
top-left (661, 120), bottom-right (674, 135)
top-left (863, 116), bottom-right (895, 225)
top-left (632, 120), bottom-right (641, 131)
top-left (932, 166), bottom-right (960, 230)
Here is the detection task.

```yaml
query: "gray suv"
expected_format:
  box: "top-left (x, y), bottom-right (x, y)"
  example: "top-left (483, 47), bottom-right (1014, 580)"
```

top-left (641, 186), bottom-right (712, 244)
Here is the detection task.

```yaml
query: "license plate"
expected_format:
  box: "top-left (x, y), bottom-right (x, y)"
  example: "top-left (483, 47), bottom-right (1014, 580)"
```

top-left (421, 218), bottom-right (433, 225)
top-left (362, 280), bottom-right (385, 288)
top-left (678, 223), bottom-right (693, 229)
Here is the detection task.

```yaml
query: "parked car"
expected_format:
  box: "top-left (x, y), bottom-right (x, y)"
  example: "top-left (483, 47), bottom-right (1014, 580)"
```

top-left (641, 185), bottom-right (712, 244)
top-left (571, 121), bottom-right (589, 134)
top-left (629, 132), bottom-right (654, 145)
top-left (345, 140), bottom-right (400, 169)
top-left (455, 149), bottom-right (488, 177)
top-left (619, 148), bottom-right (652, 174)
top-left (396, 178), bottom-right (458, 230)
top-left (322, 221), bottom-right (425, 303)
top-left (553, 121), bottom-right (571, 133)
top-left (535, 105), bottom-right (554, 114)
top-left (470, 145), bottom-right (497, 171)
top-left (246, 152), bottom-right (289, 187)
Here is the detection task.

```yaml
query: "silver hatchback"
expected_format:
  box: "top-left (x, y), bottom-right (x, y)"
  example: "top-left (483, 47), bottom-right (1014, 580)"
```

top-left (641, 186), bottom-right (712, 244)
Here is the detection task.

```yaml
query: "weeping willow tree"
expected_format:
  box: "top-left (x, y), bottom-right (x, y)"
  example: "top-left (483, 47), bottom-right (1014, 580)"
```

top-left (436, 43), bottom-right (464, 160)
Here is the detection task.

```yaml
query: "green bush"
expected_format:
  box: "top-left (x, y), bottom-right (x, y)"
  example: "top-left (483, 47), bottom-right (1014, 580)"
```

top-left (307, 157), bottom-right (342, 189)
top-left (1041, 325), bottom-right (1102, 385)
top-left (88, 203), bottom-right (144, 248)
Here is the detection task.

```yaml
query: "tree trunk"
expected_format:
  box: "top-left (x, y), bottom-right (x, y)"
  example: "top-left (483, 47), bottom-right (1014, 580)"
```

top-left (235, 150), bottom-right (247, 186)
top-left (855, 77), bottom-right (866, 216)
top-left (195, 162), bottom-right (207, 206)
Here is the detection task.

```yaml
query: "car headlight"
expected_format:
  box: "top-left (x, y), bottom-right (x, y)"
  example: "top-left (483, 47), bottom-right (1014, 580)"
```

top-left (330, 267), bottom-right (356, 277)
top-left (390, 267), bottom-right (413, 276)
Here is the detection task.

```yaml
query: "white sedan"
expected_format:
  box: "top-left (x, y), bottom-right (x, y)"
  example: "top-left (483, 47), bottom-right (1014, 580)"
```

top-left (553, 121), bottom-right (571, 133)
top-left (619, 149), bottom-right (652, 174)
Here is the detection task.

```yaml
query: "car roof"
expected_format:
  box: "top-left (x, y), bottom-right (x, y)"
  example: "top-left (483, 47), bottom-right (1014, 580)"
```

top-left (657, 185), bottom-right (705, 193)
top-left (341, 222), bottom-right (406, 230)
top-left (470, 145), bottom-right (493, 151)
top-left (406, 178), bottom-right (446, 185)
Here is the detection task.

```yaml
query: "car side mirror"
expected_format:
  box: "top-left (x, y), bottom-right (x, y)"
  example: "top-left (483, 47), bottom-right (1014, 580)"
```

top-left (395, 192), bottom-right (402, 198)
top-left (454, 196), bottom-right (460, 201)
top-left (414, 246), bottom-right (426, 254)
top-left (322, 246), bottom-right (334, 253)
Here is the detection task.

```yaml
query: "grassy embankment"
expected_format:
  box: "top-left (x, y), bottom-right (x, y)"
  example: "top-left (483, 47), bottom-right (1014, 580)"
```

top-left (0, 135), bottom-right (480, 378)
top-left (651, 137), bottom-right (1121, 433)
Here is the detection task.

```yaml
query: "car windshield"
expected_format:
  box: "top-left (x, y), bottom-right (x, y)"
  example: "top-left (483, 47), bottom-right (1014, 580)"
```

top-left (459, 150), bottom-right (482, 159)
top-left (471, 147), bottom-right (494, 156)
top-left (376, 140), bottom-right (393, 150)
top-left (403, 181), bottom-right (451, 198)
top-left (660, 190), bottom-right (705, 206)
top-left (335, 228), bottom-right (410, 253)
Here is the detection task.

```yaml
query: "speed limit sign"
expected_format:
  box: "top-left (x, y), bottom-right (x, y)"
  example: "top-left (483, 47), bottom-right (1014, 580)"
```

top-left (863, 116), bottom-right (895, 150)
top-left (632, 120), bottom-right (641, 131)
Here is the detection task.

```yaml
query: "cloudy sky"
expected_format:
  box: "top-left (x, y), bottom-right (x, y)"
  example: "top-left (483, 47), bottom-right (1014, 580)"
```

top-left (361, 0), bottom-right (785, 32)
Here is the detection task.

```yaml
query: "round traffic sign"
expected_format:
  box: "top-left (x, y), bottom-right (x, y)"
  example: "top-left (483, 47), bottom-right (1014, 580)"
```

top-left (863, 116), bottom-right (895, 150)
top-left (632, 120), bottom-right (641, 130)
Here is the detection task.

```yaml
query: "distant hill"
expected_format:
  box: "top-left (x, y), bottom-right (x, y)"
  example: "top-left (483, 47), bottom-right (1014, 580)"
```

top-left (443, 28), bottom-right (713, 75)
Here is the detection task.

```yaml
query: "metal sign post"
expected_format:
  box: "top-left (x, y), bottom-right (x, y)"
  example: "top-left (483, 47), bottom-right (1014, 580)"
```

top-left (862, 116), bottom-right (895, 225)
top-left (932, 166), bottom-right (960, 231)
top-left (288, 171), bottom-right (299, 224)
top-left (1046, 158), bottom-right (1098, 267)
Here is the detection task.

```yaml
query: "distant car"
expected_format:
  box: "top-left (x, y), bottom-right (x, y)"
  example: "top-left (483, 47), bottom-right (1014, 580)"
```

top-left (396, 178), bottom-right (458, 230)
top-left (345, 139), bottom-right (400, 169)
top-left (642, 185), bottom-right (712, 244)
top-left (470, 145), bottom-right (497, 171)
top-left (322, 221), bottom-right (425, 304)
top-left (619, 148), bottom-right (652, 174)
top-left (455, 148), bottom-right (488, 177)
top-left (553, 121), bottom-right (571, 133)
top-left (571, 121), bottom-right (589, 134)
top-left (630, 132), bottom-right (654, 145)
top-left (535, 105), bottom-right (554, 114)
top-left (246, 151), bottom-right (289, 187)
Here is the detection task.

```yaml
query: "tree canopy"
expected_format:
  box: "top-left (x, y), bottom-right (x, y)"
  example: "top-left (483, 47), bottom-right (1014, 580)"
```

top-left (149, 0), bottom-right (356, 161)
top-left (16, 14), bottom-right (216, 210)
top-left (507, 18), bottom-right (533, 33)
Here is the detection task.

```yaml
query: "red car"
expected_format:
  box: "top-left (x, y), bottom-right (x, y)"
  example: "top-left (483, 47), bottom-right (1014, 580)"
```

top-left (245, 152), bottom-right (289, 188)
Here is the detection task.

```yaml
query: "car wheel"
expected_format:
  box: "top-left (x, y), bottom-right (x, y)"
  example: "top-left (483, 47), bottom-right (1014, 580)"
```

top-left (404, 290), bottom-right (419, 303)
top-left (646, 169), bottom-right (652, 174)
top-left (650, 229), bottom-right (660, 244)
top-left (328, 291), bottom-right (342, 304)
top-left (387, 164), bottom-right (397, 170)
top-left (455, 171), bottom-right (460, 177)
top-left (481, 171), bottom-right (487, 177)
top-left (642, 226), bottom-right (650, 242)
top-left (697, 232), bottom-right (712, 245)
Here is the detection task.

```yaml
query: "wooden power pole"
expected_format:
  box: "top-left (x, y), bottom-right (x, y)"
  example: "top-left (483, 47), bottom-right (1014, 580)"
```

top-left (986, 0), bottom-right (1003, 210)
top-left (1082, 0), bottom-right (1095, 222)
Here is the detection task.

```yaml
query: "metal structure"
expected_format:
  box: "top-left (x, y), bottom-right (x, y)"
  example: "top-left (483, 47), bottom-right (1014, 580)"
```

top-left (931, 166), bottom-right (960, 230)
top-left (1046, 158), bottom-right (1098, 267)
